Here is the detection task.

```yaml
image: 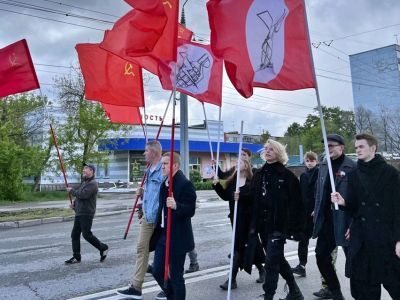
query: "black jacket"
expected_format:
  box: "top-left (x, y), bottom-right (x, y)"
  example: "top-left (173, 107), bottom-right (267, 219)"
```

top-left (299, 166), bottom-right (318, 237)
top-left (250, 162), bottom-right (304, 241)
top-left (70, 177), bottom-right (98, 217)
top-left (154, 170), bottom-right (197, 255)
top-left (312, 155), bottom-right (356, 246)
top-left (344, 155), bottom-right (400, 284)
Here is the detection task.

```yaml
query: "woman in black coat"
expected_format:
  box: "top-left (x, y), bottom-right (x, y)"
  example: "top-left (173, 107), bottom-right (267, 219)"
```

top-left (213, 159), bottom-right (265, 290)
top-left (250, 139), bottom-right (305, 300)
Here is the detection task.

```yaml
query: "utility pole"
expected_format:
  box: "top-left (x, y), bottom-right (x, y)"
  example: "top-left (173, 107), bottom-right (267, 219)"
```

top-left (179, 2), bottom-right (190, 178)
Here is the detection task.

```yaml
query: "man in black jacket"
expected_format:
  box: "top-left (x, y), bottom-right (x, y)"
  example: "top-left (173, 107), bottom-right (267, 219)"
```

top-left (65, 163), bottom-right (108, 264)
top-left (312, 134), bottom-right (356, 300)
top-left (151, 152), bottom-right (197, 300)
top-left (331, 133), bottom-right (400, 300)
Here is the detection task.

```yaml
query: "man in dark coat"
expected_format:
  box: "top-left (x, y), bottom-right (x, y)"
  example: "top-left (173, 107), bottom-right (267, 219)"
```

top-left (151, 152), bottom-right (197, 300)
top-left (65, 163), bottom-right (108, 264)
top-left (312, 134), bottom-right (356, 300)
top-left (332, 133), bottom-right (400, 300)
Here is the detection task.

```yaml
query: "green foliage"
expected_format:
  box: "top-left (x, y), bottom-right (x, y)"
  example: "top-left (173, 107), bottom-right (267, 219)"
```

top-left (54, 72), bottom-right (128, 175)
top-left (0, 94), bottom-right (50, 199)
top-left (189, 169), bottom-right (202, 182)
top-left (281, 106), bottom-right (356, 155)
top-left (193, 181), bottom-right (213, 190)
top-left (259, 130), bottom-right (271, 144)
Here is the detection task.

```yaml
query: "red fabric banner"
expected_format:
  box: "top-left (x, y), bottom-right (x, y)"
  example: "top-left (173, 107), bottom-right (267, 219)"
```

top-left (100, 0), bottom-right (179, 76)
top-left (76, 43), bottom-right (144, 107)
top-left (159, 39), bottom-right (223, 106)
top-left (178, 23), bottom-right (193, 41)
top-left (207, 0), bottom-right (315, 98)
top-left (101, 103), bottom-right (142, 125)
top-left (0, 39), bottom-right (40, 98)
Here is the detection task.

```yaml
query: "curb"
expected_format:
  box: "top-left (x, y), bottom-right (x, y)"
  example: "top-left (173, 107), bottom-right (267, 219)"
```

top-left (0, 209), bottom-right (130, 230)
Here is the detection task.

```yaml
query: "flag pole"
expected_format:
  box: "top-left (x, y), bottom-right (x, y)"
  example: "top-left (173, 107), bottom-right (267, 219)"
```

top-left (214, 106), bottom-right (222, 180)
top-left (49, 123), bottom-right (73, 205)
top-left (39, 88), bottom-right (72, 205)
top-left (123, 91), bottom-right (174, 239)
top-left (201, 102), bottom-right (215, 161)
top-left (302, 0), bottom-right (338, 209)
top-left (227, 120), bottom-right (244, 300)
top-left (164, 90), bottom-right (176, 288)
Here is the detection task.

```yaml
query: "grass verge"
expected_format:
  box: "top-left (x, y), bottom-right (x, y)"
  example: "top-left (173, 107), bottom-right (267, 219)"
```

top-left (0, 208), bottom-right (73, 222)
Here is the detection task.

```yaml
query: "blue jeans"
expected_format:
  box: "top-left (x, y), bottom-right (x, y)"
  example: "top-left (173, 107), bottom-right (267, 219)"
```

top-left (152, 234), bottom-right (187, 300)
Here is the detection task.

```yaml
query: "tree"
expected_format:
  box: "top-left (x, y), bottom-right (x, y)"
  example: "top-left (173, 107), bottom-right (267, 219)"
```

top-left (54, 69), bottom-right (128, 176)
top-left (281, 106), bottom-right (356, 155)
top-left (259, 129), bottom-right (271, 144)
top-left (0, 94), bottom-right (49, 198)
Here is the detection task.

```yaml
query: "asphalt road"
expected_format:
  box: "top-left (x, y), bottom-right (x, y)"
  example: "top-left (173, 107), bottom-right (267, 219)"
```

top-left (0, 194), bottom-right (391, 300)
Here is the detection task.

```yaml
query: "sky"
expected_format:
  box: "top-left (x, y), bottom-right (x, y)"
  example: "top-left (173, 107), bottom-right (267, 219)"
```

top-left (1, 0), bottom-right (400, 136)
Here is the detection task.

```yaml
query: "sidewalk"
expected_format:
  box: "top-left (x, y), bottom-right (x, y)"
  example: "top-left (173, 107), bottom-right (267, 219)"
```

top-left (0, 190), bottom-right (219, 229)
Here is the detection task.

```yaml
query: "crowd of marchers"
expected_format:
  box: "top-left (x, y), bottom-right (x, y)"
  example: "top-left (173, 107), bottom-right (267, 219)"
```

top-left (64, 132), bottom-right (400, 300)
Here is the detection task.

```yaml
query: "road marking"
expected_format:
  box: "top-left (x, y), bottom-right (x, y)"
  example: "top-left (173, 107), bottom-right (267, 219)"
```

top-left (204, 222), bottom-right (231, 228)
top-left (67, 249), bottom-right (316, 300)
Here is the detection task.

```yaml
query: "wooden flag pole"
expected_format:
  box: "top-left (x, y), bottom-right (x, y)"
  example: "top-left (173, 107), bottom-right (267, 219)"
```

top-left (201, 102), bottom-right (215, 161)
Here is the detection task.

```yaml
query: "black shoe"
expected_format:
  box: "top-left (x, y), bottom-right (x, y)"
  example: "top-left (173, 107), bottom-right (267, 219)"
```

top-left (256, 268), bottom-right (265, 283)
top-left (65, 256), bottom-right (81, 264)
top-left (313, 288), bottom-right (333, 299)
top-left (219, 279), bottom-right (237, 290)
top-left (116, 286), bottom-right (142, 299)
top-left (100, 245), bottom-right (109, 262)
top-left (146, 264), bottom-right (153, 274)
top-left (155, 290), bottom-right (167, 300)
top-left (185, 263), bottom-right (199, 273)
top-left (331, 289), bottom-right (345, 300)
top-left (280, 282), bottom-right (304, 300)
top-left (291, 264), bottom-right (306, 277)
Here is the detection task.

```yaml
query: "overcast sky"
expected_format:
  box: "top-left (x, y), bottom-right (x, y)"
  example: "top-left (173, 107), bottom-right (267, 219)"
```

top-left (1, 0), bottom-right (399, 136)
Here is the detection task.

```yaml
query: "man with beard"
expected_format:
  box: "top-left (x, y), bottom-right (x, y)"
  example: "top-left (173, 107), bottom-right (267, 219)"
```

top-left (331, 133), bottom-right (400, 300)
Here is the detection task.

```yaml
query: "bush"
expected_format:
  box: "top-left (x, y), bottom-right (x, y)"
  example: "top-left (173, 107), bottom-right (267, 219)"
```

top-left (189, 169), bottom-right (202, 182)
top-left (193, 181), bottom-right (213, 190)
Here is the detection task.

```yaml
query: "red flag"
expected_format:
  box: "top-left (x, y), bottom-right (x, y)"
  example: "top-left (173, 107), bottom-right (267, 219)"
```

top-left (178, 23), bottom-right (193, 41)
top-left (159, 40), bottom-right (223, 106)
top-left (100, 0), bottom-right (179, 75)
top-left (0, 39), bottom-right (40, 98)
top-left (207, 0), bottom-right (315, 98)
top-left (102, 103), bottom-right (142, 125)
top-left (76, 43), bottom-right (144, 107)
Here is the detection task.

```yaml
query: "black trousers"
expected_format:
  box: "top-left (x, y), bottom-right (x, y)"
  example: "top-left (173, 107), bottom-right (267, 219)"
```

top-left (71, 215), bottom-right (106, 259)
top-left (152, 234), bottom-right (187, 300)
top-left (261, 235), bottom-right (295, 297)
top-left (297, 237), bottom-right (310, 266)
top-left (315, 220), bottom-right (346, 292)
top-left (351, 278), bottom-right (400, 300)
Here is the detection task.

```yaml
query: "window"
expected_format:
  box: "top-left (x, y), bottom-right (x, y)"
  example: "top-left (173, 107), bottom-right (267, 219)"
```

top-left (189, 156), bottom-right (200, 171)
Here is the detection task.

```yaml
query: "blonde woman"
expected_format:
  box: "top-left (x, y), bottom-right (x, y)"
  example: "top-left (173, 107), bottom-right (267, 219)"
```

top-left (250, 139), bottom-right (305, 300)
top-left (213, 159), bottom-right (265, 290)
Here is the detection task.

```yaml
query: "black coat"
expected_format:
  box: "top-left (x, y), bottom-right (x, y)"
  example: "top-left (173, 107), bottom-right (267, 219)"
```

top-left (344, 155), bottom-right (400, 284)
top-left (250, 162), bottom-right (304, 241)
top-left (312, 155), bottom-right (356, 246)
top-left (154, 170), bottom-right (197, 255)
top-left (299, 166), bottom-right (318, 238)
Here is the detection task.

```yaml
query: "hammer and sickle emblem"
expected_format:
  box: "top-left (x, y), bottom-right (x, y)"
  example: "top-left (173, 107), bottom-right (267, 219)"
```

top-left (9, 53), bottom-right (18, 66)
top-left (124, 62), bottom-right (135, 77)
top-left (163, 1), bottom-right (172, 9)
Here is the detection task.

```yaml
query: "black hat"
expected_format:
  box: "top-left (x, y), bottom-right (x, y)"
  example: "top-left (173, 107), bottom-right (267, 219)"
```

top-left (323, 134), bottom-right (345, 145)
top-left (83, 163), bottom-right (96, 173)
